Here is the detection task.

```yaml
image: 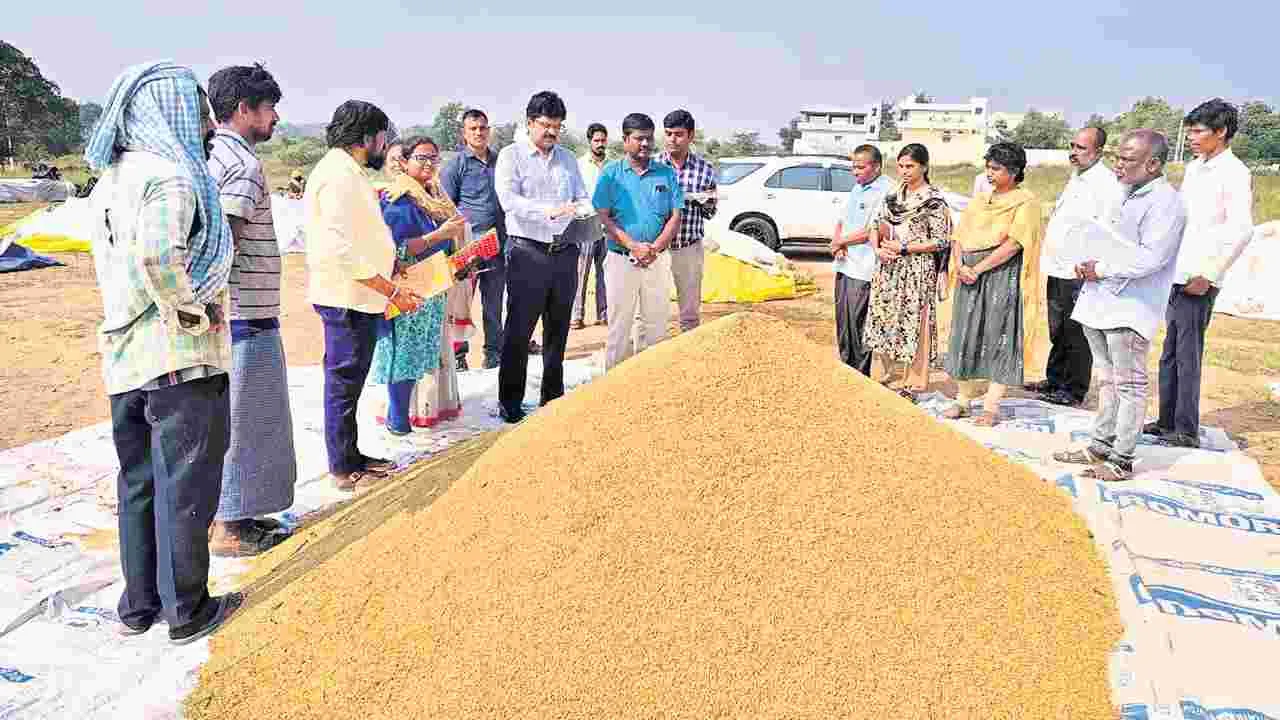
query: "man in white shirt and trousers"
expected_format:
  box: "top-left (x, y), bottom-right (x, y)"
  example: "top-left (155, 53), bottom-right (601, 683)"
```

top-left (1053, 129), bottom-right (1186, 482)
top-left (1146, 99), bottom-right (1254, 448)
top-left (1027, 127), bottom-right (1123, 407)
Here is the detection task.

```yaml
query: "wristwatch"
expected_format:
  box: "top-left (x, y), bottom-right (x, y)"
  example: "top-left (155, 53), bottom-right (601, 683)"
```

top-left (899, 242), bottom-right (908, 257)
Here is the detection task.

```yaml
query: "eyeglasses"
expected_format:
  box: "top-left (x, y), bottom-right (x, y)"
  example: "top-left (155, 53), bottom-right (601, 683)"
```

top-left (532, 118), bottom-right (563, 133)
top-left (409, 154), bottom-right (440, 165)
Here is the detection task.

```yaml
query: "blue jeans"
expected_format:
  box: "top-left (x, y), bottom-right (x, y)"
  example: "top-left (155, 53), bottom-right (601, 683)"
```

top-left (315, 305), bottom-right (380, 474)
top-left (386, 380), bottom-right (415, 434)
top-left (110, 374), bottom-right (229, 628)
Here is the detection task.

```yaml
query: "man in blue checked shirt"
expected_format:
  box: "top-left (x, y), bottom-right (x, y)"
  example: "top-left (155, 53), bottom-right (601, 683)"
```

top-left (830, 145), bottom-right (894, 375)
top-left (658, 109), bottom-right (717, 332)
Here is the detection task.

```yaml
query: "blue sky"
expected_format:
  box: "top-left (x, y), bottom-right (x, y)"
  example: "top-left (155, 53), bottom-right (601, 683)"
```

top-left (7, 0), bottom-right (1276, 140)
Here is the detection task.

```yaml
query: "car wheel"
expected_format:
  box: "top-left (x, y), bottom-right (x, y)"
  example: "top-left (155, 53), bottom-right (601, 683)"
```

top-left (732, 216), bottom-right (780, 252)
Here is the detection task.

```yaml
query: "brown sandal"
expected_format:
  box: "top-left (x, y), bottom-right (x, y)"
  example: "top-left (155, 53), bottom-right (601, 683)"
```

top-left (941, 403), bottom-right (970, 420)
top-left (332, 470), bottom-right (386, 492)
top-left (972, 412), bottom-right (1000, 427)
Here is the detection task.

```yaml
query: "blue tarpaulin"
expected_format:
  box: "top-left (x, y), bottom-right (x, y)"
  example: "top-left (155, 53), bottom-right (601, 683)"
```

top-left (0, 242), bottom-right (63, 273)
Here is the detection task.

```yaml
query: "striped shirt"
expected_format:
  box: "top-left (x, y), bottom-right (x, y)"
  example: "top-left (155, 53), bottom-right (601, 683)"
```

top-left (208, 129), bottom-right (281, 320)
top-left (89, 151), bottom-right (231, 395)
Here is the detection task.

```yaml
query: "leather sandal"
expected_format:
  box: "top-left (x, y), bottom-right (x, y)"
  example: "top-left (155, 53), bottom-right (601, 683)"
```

top-left (941, 403), bottom-right (970, 420)
top-left (332, 470), bottom-right (385, 492)
top-left (972, 412), bottom-right (1001, 427)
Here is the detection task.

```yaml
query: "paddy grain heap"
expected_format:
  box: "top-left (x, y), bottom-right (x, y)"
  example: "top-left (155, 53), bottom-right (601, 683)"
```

top-left (189, 312), bottom-right (1120, 719)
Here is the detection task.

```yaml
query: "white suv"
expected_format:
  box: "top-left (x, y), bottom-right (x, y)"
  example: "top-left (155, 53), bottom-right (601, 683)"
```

top-left (713, 155), bottom-right (969, 251)
top-left (713, 155), bottom-right (860, 252)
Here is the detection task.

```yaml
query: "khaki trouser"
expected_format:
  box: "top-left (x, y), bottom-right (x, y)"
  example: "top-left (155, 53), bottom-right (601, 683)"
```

top-left (605, 251), bottom-right (671, 370)
top-left (669, 243), bottom-right (705, 332)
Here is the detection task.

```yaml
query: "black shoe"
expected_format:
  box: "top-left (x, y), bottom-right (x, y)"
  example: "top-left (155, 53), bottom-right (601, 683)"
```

top-left (483, 356), bottom-right (500, 370)
top-left (499, 407), bottom-right (526, 424)
top-left (1141, 421), bottom-right (1170, 437)
top-left (168, 592), bottom-right (242, 645)
top-left (528, 340), bottom-right (542, 354)
top-left (456, 355), bottom-right (469, 372)
top-left (1039, 389), bottom-right (1080, 407)
top-left (118, 613), bottom-right (157, 637)
top-left (1159, 432), bottom-right (1200, 449)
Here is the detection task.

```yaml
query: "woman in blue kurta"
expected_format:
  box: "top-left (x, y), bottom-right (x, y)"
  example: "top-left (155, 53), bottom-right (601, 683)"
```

top-left (370, 136), bottom-right (467, 434)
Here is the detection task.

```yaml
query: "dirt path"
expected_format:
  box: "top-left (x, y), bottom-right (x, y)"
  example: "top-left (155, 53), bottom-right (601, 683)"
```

top-left (1, 247), bottom-right (1276, 489)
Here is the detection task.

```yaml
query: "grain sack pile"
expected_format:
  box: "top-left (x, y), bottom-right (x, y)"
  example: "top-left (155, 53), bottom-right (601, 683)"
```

top-left (189, 312), bottom-right (1120, 719)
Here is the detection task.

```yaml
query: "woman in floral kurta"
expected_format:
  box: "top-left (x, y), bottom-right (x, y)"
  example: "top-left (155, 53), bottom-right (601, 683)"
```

top-left (862, 144), bottom-right (953, 400)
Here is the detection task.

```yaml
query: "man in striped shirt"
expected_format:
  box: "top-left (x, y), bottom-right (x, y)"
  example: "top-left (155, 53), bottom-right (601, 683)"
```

top-left (658, 109), bottom-right (717, 332)
top-left (205, 65), bottom-right (296, 557)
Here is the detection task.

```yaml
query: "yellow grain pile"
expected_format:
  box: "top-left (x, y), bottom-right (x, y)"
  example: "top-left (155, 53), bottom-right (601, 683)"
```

top-left (188, 312), bottom-right (1120, 719)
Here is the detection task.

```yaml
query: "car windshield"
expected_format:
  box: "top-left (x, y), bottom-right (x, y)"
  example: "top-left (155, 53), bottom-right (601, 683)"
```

top-left (717, 162), bottom-right (764, 186)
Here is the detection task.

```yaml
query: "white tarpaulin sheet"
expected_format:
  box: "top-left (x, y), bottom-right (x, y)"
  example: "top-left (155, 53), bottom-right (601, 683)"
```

top-left (2, 371), bottom-right (1276, 718)
top-left (270, 194), bottom-right (305, 255)
top-left (0, 179), bottom-right (74, 204)
top-left (0, 357), bottom-right (601, 719)
top-left (1215, 224), bottom-right (1280, 321)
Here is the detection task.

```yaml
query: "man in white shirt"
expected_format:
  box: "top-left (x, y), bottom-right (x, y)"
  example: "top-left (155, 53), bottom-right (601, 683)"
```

top-left (1054, 129), bottom-right (1186, 482)
top-left (494, 91), bottom-right (589, 423)
top-left (572, 122), bottom-right (609, 329)
top-left (1146, 99), bottom-right (1254, 448)
top-left (305, 101), bottom-right (425, 490)
top-left (1027, 127), bottom-right (1123, 406)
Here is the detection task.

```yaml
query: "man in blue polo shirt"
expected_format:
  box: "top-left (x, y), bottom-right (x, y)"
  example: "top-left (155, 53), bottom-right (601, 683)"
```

top-left (593, 113), bottom-right (683, 370)
top-left (829, 144), bottom-right (894, 375)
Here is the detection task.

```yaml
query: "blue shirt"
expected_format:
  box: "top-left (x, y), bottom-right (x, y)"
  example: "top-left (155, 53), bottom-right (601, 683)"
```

top-left (592, 158), bottom-right (684, 254)
top-left (834, 173), bottom-right (894, 282)
top-left (440, 145), bottom-right (503, 235)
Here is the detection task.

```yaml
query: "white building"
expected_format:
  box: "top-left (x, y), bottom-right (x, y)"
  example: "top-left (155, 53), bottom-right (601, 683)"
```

top-left (793, 104), bottom-right (880, 156)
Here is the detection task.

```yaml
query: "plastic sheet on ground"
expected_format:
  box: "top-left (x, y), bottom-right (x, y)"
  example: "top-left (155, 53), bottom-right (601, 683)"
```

top-left (0, 194), bottom-right (309, 258)
top-left (0, 179), bottom-right (74, 204)
top-left (2, 367), bottom-right (1276, 718)
top-left (0, 356), bottom-right (600, 719)
top-left (0, 243), bottom-right (62, 274)
top-left (695, 227), bottom-right (817, 303)
top-left (1215, 224), bottom-right (1280, 321)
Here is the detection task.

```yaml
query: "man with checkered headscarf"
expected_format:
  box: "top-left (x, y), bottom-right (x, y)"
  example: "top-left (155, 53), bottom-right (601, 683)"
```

top-left (85, 60), bottom-right (241, 645)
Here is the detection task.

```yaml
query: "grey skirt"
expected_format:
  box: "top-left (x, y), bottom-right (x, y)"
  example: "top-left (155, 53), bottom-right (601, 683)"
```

top-left (944, 247), bottom-right (1024, 387)
top-left (217, 326), bottom-right (297, 521)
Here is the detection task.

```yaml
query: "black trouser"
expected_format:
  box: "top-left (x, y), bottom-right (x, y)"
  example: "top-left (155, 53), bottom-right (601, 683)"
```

top-left (110, 374), bottom-right (229, 628)
top-left (1157, 285), bottom-right (1219, 436)
top-left (834, 274), bottom-right (872, 375)
top-left (499, 236), bottom-right (580, 413)
top-left (1044, 276), bottom-right (1092, 400)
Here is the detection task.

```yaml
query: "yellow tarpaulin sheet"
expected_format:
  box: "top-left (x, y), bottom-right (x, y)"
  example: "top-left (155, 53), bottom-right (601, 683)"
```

top-left (0, 206), bottom-right (93, 253)
top-left (677, 252), bottom-right (816, 304)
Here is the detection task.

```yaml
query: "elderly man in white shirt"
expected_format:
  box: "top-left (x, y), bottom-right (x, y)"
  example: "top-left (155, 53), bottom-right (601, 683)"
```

top-left (1053, 129), bottom-right (1186, 482)
top-left (1027, 127), bottom-right (1123, 407)
top-left (494, 91), bottom-right (589, 424)
top-left (1145, 99), bottom-right (1255, 448)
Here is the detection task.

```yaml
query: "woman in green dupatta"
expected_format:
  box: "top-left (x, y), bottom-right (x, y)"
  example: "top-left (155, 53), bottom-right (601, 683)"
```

top-left (943, 142), bottom-right (1044, 426)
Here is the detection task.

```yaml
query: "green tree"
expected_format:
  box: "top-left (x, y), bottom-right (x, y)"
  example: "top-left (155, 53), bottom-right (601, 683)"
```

top-left (724, 131), bottom-right (768, 157)
top-left (43, 95), bottom-right (81, 155)
top-left (429, 101), bottom-right (466, 150)
top-left (1234, 101), bottom-right (1280, 162)
top-left (492, 121), bottom-right (517, 149)
top-left (1008, 109), bottom-right (1071, 149)
top-left (1084, 113), bottom-right (1107, 130)
top-left (1104, 97), bottom-right (1185, 152)
top-left (988, 118), bottom-right (1011, 143)
top-left (877, 100), bottom-right (901, 141)
top-left (0, 40), bottom-right (78, 158)
top-left (79, 102), bottom-right (103, 141)
top-left (778, 116), bottom-right (801, 154)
